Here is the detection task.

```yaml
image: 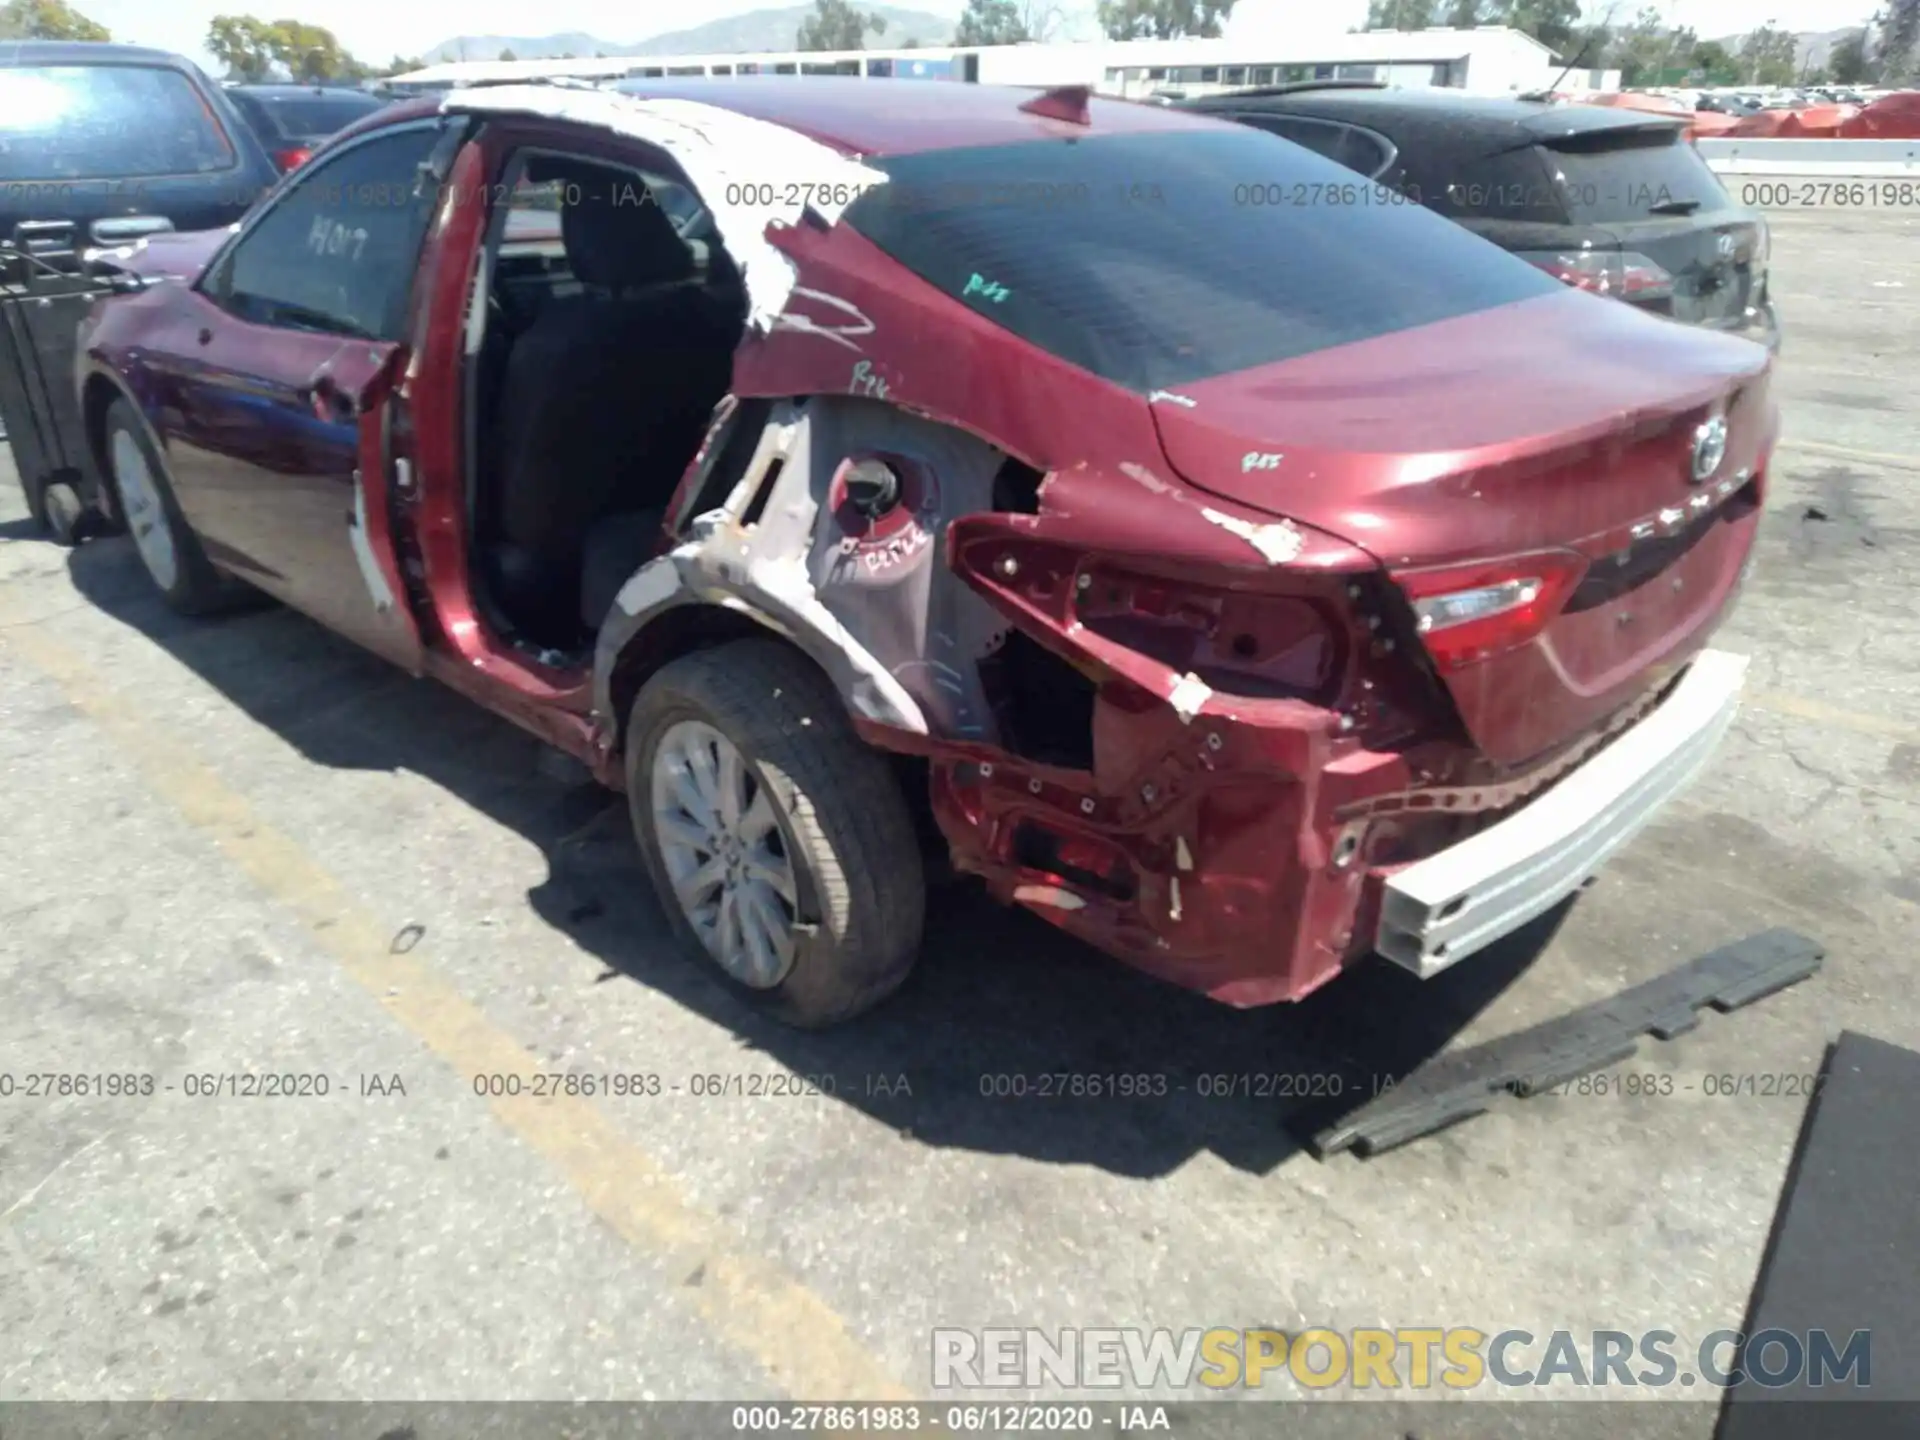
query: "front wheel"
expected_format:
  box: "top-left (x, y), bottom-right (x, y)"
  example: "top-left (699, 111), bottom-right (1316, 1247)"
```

top-left (626, 639), bottom-right (926, 1028)
top-left (103, 398), bottom-right (229, 614)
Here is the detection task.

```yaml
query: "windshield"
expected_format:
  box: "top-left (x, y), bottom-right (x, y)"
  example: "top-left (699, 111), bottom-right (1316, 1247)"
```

top-left (0, 64), bottom-right (237, 181)
top-left (843, 127), bottom-right (1561, 393)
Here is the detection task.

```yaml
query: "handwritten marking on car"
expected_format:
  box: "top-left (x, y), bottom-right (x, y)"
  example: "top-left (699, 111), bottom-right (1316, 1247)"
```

top-left (961, 273), bottom-right (1011, 305)
top-left (848, 359), bottom-right (890, 400)
top-left (1241, 451), bottom-right (1284, 473)
top-left (772, 288), bottom-right (876, 353)
top-left (1198, 507), bottom-right (1305, 564)
top-left (307, 216), bottom-right (368, 261)
top-left (0, 603), bottom-right (911, 1402)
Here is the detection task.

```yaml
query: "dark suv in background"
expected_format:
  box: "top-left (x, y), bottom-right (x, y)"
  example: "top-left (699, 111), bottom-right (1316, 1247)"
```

top-left (0, 42), bottom-right (278, 243)
top-left (224, 83), bottom-right (391, 172)
top-left (0, 42), bottom-right (277, 516)
top-left (1178, 84), bottom-right (1779, 350)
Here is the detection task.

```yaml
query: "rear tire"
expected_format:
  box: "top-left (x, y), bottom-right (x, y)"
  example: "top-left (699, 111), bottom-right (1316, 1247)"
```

top-left (102, 398), bottom-right (229, 614)
top-left (627, 639), bottom-right (926, 1028)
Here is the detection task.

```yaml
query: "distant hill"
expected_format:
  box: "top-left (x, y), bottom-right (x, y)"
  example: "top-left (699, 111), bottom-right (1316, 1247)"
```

top-left (424, 5), bottom-right (957, 63)
top-left (1704, 26), bottom-right (1867, 73)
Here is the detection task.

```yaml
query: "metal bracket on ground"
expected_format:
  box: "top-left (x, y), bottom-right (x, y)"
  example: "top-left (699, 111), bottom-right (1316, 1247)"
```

top-left (1308, 927), bottom-right (1825, 1159)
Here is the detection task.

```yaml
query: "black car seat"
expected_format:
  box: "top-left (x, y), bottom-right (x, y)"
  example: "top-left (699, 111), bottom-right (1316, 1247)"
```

top-left (487, 157), bottom-right (741, 642)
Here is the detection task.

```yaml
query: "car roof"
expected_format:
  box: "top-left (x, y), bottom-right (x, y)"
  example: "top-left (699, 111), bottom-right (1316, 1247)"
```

top-left (607, 76), bottom-right (1217, 156)
top-left (226, 82), bottom-right (377, 98)
top-left (1183, 86), bottom-right (1684, 147)
top-left (0, 39), bottom-right (199, 68)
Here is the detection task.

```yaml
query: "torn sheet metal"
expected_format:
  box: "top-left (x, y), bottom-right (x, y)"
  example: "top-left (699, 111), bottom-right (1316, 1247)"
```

top-left (1308, 927), bottom-right (1824, 1159)
top-left (442, 87), bottom-right (888, 331)
top-left (594, 397), bottom-right (1010, 743)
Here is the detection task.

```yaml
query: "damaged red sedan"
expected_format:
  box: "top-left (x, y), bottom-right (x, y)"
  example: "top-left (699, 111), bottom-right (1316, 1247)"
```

top-left (66, 78), bottom-right (1773, 1026)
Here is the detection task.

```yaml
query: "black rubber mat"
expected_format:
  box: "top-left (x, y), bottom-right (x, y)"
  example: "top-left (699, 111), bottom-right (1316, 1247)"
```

top-left (1715, 1030), bottom-right (1920, 1439)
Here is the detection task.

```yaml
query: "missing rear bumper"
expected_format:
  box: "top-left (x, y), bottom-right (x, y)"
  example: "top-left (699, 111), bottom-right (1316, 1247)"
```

top-left (1376, 647), bottom-right (1749, 979)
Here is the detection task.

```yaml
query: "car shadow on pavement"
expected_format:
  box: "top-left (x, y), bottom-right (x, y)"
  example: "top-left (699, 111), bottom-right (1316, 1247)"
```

top-left (67, 535), bottom-right (1566, 1179)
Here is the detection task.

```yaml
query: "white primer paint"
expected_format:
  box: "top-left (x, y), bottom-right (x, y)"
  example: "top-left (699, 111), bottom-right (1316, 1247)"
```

top-left (612, 553), bottom-right (687, 618)
top-left (442, 87), bottom-right (889, 331)
top-left (347, 473), bottom-right (396, 614)
top-left (1167, 671), bottom-right (1212, 723)
top-left (1199, 506), bottom-right (1305, 565)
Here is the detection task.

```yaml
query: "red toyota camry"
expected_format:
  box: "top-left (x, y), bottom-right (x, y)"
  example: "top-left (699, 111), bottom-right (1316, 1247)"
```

top-left (62, 77), bottom-right (1773, 1026)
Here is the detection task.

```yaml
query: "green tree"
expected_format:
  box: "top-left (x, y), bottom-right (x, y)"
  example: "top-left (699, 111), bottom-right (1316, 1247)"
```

top-left (956, 0), bottom-right (1031, 44)
top-left (1494, 0), bottom-right (1582, 57)
top-left (1018, 0), bottom-right (1065, 37)
top-left (1604, 8), bottom-right (1696, 85)
top-left (796, 0), bottom-right (887, 48)
top-left (206, 15), bottom-right (279, 79)
top-left (1690, 38), bottom-right (1737, 81)
top-left (1828, 27), bottom-right (1871, 82)
top-left (1739, 22), bottom-right (1798, 84)
top-left (0, 0), bottom-right (110, 39)
top-left (1097, 0), bottom-right (1236, 40)
top-left (1364, 0), bottom-right (1432, 26)
top-left (498, 47), bottom-right (517, 60)
top-left (1876, 0), bottom-right (1920, 82)
top-left (1443, 0), bottom-right (1484, 25)
top-left (269, 19), bottom-right (359, 81)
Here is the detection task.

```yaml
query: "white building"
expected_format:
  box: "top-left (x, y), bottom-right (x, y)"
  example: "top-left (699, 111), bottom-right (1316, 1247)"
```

top-left (386, 27), bottom-right (1618, 99)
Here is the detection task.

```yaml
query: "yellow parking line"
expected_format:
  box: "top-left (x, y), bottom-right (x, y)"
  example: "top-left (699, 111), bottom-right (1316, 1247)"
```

top-left (0, 606), bottom-right (911, 1402)
top-left (1775, 437), bottom-right (1920, 472)
top-left (1749, 690), bottom-right (1920, 748)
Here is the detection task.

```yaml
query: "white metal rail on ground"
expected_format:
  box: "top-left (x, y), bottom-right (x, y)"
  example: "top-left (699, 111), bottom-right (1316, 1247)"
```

top-left (1697, 138), bottom-right (1920, 177)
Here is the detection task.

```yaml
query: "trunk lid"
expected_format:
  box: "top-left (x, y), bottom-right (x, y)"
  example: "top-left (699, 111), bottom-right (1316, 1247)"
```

top-left (1150, 287), bottom-right (1775, 765)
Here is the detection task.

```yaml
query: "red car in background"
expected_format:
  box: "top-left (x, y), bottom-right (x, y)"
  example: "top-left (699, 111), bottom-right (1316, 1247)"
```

top-left (60, 79), bottom-right (1774, 1027)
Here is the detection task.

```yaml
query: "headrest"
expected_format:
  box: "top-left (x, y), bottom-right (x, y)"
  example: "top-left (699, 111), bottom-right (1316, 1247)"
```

top-left (527, 156), bottom-right (694, 291)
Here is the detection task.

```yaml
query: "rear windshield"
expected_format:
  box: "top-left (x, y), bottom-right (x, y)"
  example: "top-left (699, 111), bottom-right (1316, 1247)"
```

top-left (0, 64), bottom-right (236, 182)
top-left (843, 128), bottom-right (1561, 392)
top-left (1539, 130), bottom-right (1732, 222)
top-left (252, 93), bottom-right (385, 139)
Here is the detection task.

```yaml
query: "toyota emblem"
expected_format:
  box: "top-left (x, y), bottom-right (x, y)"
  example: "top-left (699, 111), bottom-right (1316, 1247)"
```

top-left (1691, 416), bottom-right (1728, 482)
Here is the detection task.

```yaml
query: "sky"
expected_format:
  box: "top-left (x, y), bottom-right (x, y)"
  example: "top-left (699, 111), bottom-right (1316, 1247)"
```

top-left (79, 0), bottom-right (1877, 77)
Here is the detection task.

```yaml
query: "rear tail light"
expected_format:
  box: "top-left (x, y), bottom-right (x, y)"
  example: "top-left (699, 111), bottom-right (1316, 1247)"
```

top-left (1515, 248), bottom-right (1675, 302)
top-left (1393, 551), bottom-right (1588, 673)
top-left (273, 146), bottom-right (313, 172)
